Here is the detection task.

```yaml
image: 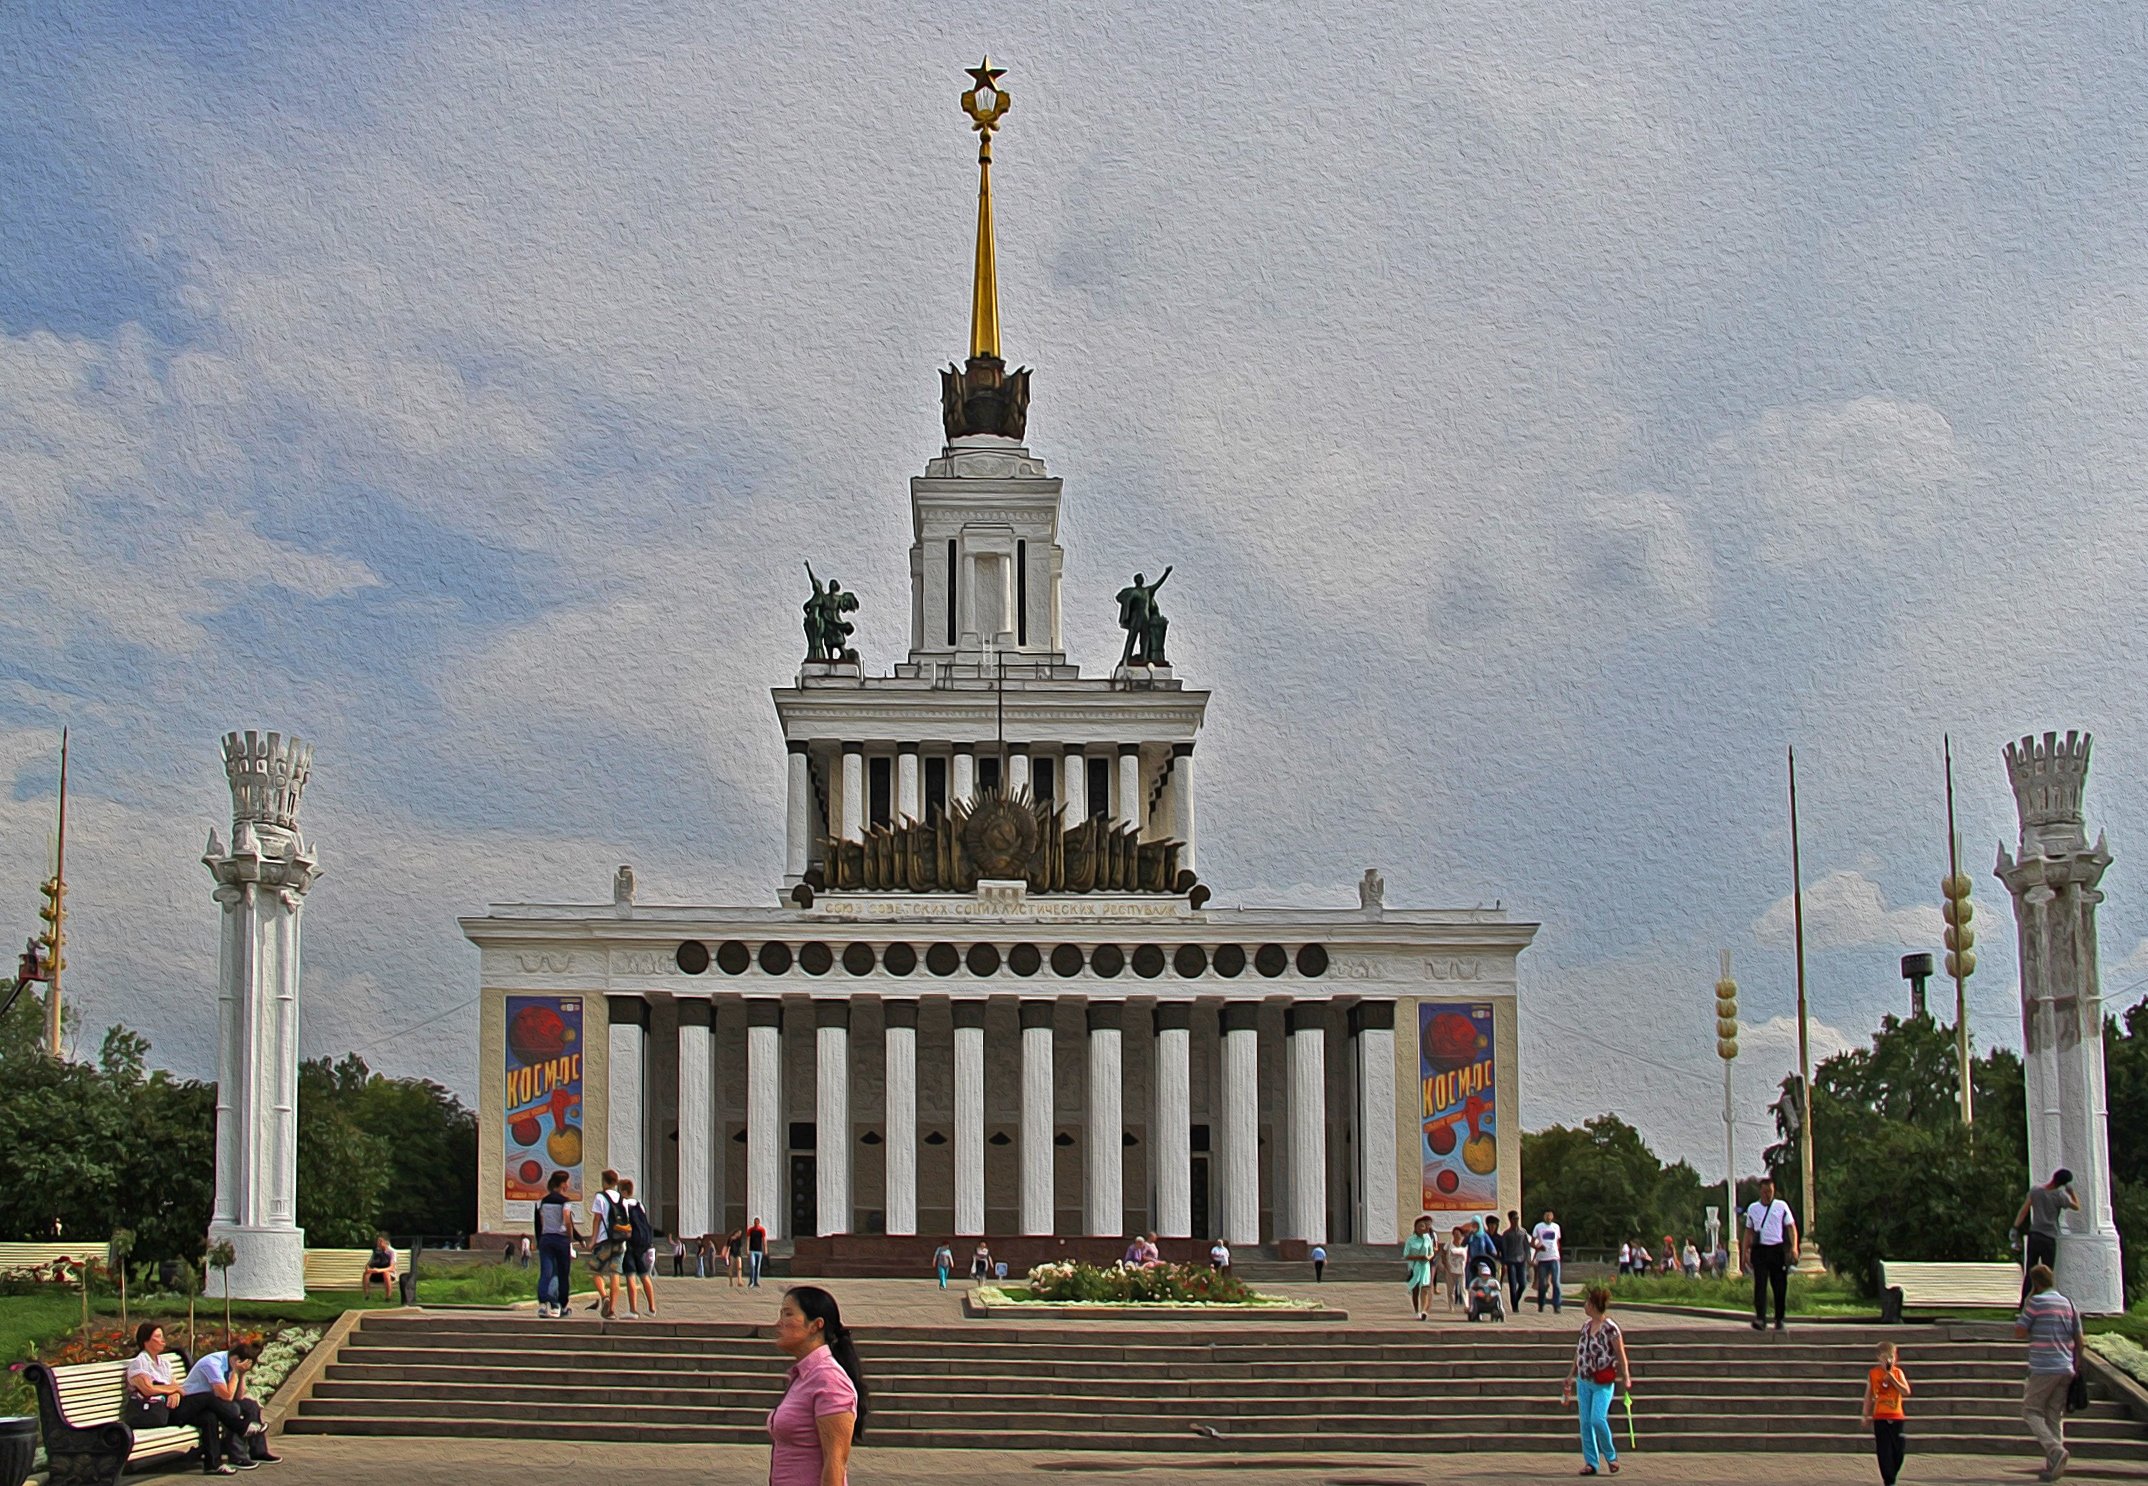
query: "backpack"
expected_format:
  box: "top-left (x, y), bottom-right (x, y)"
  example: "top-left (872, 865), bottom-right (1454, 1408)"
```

top-left (625, 1199), bottom-right (653, 1251)
top-left (604, 1191), bottom-right (633, 1243)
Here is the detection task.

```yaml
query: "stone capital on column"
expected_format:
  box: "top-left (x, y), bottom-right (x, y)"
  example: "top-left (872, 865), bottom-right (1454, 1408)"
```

top-left (1220, 1002), bottom-right (1260, 1034)
top-left (1085, 1000), bottom-right (1122, 1033)
top-left (787, 740), bottom-right (810, 755)
top-left (1348, 999), bottom-right (1396, 1035)
top-left (1153, 1000), bottom-right (1193, 1034)
top-left (815, 1000), bottom-right (852, 1029)
top-left (608, 994), bottom-right (651, 1029)
top-left (882, 998), bottom-right (920, 1029)
top-left (747, 998), bottom-right (784, 1030)
top-left (1019, 999), bottom-right (1056, 1031)
top-left (952, 999), bottom-right (988, 1030)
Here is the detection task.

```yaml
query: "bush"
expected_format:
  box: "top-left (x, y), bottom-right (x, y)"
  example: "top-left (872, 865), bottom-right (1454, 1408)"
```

top-left (1022, 1261), bottom-right (1254, 1304)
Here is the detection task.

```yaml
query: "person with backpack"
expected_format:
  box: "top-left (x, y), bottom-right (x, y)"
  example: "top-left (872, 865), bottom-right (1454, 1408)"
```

top-left (617, 1176), bottom-right (657, 1317)
top-left (534, 1168), bottom-right (578, 1319)
top-left (588, 1167), bottom-right (627, 1319)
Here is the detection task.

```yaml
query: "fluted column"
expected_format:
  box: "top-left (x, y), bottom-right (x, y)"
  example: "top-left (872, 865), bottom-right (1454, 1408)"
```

top-left (785, 743), bottom-right (811, 879)
top-left (1153, 1002), bottom-right (1192, 1237)
top-left (1170, 745), bottom-right (1197, 872)
top-left (675, 1000), bottom-right (714, 1239)
top-left (1219, 1003), bottom-right (1260, 1245)
top-left (1085, 1002), bottom-right (1124, 1235)
top-left (839, 743), bottom-right (864, 841)
top-left (1286, 1004), bottom-right (1328, 1243)
top-left (815, 1001), bottom-right (851, 1235)
top-left (1116, 745), bottom-right (1143, 833)
top-left (1008, 749), bottom-right (1030, 800)
top-left (1021, 1000), bottom-right (1056, 1235)
top-left (746, 999), bottom-right (784, 1241)
top-left (952, 745), bottom-right (976, 806)
top-left (1062, 746), bottom-right (1088, 820)
top-left (1353, 1000), bottom-right (1399, 1245)
top-left (883, 1000), bottom-right (919, 1235)
top-left (607, 996), bottom-right (649, 1189)
top-left (896, 745), bottom-right (921, 822)
top-left (953, 999), bottom-right (986, 1235)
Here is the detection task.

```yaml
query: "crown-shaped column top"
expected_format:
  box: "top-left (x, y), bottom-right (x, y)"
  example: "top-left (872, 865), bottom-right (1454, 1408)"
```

top-left (2004, 729), bottom-right (2092, 856)
top-left (223, 730), bottom-right (313, 833)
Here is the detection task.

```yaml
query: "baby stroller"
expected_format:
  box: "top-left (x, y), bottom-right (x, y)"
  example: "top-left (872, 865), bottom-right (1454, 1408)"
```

top-left (1466, 1259), bottom-right (1506, 1322)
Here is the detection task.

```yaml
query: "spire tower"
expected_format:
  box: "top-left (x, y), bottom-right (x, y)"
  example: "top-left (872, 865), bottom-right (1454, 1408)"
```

top-left (941, 57), bottom-right (1030, 441)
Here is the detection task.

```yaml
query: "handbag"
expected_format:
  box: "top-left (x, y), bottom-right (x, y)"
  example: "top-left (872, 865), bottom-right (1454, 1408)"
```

top-left (2067, 1370), bottom-right (2090, 1413)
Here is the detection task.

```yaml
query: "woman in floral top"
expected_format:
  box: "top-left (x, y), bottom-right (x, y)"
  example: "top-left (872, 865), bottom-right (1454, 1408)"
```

top-left (1560, 1284), bottom-right (1633, 1475)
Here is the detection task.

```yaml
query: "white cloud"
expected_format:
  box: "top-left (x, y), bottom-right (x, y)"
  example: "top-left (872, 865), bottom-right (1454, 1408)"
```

top-left (1754, 871), bottom-right (1945, 953)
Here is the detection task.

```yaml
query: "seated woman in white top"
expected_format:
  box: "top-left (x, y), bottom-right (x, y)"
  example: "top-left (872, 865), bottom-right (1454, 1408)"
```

top-left (124, 1322), bottom-right (185, 1429)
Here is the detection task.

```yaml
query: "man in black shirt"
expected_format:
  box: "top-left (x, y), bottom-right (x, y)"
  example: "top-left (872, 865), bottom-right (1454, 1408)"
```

top-left (1499, 1207), bottom-right (1530, 1311)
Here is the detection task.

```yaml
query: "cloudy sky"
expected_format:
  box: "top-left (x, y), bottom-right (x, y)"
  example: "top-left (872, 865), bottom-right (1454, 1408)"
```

top-left (3, 1), bottom-right (2143, 1176)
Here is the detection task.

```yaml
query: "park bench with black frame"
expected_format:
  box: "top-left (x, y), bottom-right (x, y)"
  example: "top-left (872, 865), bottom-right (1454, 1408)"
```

top-left (301, 1244), bottom-right (416, 1303)
top-left (0, 1241), bottom-right (111, 1276)
top-left (1877, 1258), bottom-right (2023, 1324)
top-left (15, 1354), bottom-right (199, 1486)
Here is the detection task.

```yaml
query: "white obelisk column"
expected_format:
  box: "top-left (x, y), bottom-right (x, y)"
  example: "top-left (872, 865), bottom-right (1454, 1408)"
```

top-left (675, 1001), bottom-right (714, 1239)
top-left (816, 1001), bottom-right (851, 1235)
top-left (1354, 1001), bottom-right (1400, 1245)
top-left (883, 1000), bottom-right (919, 1235)
top-left (1062, 747), bottom-right (1087, 820)
top-left (785, 744), bottom-right (811, 880)
top-left (1170, 746), bottom-right (1198, 873)
top-left (839, 743), bottom-right (864, 841)
top-left (953, 1001), bottom-right (987, 1234)
top-left (205, 730), bottom-right (320, 1300)
top-left (746, 999), bottom-right (784, 1241)
top-left (1116, 746), bottom-right (1143, 833)
top-left (1153, 1002), bottom-right (1192, 1237)
top-left (896, 745), bottom-right (921, 822)
top-left (1219, 1004), bottom-right (1260, 1245)
top-left (1020, 1000), bottom-right (1056, 1234)
top-left (1086, 1002), bottom-right (1123, 1235)
top-left (1286, 1004), bottom-right (1328, 1243)
top-left (608, 996), bottom-right (649, 1189)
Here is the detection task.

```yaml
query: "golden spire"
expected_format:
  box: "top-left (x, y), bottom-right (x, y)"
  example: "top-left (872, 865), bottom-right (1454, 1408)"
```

top-left (961, 57), bottom-right (1010, 360)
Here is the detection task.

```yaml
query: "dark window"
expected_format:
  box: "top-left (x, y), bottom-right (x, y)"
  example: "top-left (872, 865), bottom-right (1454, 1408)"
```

top-left (1008, 943), bottom-right (1042, 976)
top-left (1173, 944), bottom-right (1208, 978)
top-left (758, 942), bottom-right (793, 974)
top-left (882, 942), bottom-right (917, 976)
top-left (675, 940), bottom-right (711, 975)
top-left (789, 1123), bottom-right (817, 1151)
top-left (925, 756), bottom-right (948, 818)
top-left (1132, 944), bottom-right (1165, 978)
top-left (1086, 756), bottom-right (1111, 819)
top-left (1296, 944), bottom-right (1330, 977)
top-left (716, 940), bottom-right (752, 975)
top-left (798, 942), bottom-right (833, 975)
top-left (1051, 944), bottom-right (1085, 977)
top-left (926, 942), bottom-right (961, 976)
top-left (1212, 944), bottom-right (1246, 978)
top-left (947, 539), bottom-right (958, 646)
top-left (1092, 944), bottom-right (1125, 978)
top-left (978, 756), bottom-right (1001, 792)
top-left (868, 756), bottom-right (892, 827)
top-left (842, 943), bottom-right (876, 975)
top-left (1017, 540), bottom-right (1028, 646)
top-left (1255, 944), bottom-right (1289, 978)
top-left (1032, 759), bottom-right (1054, 813)
top-left (966, 943), bottom-right (1001, 976)
top-left (1190, 1124), bottom-right (1211, 1153)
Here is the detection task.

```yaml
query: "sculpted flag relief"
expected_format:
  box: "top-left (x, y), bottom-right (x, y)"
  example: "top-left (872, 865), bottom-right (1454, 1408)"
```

top-left (1421, 1002), bottom-right (1498, 1211)
top-left (505, 996), bottom-right (584, 1206)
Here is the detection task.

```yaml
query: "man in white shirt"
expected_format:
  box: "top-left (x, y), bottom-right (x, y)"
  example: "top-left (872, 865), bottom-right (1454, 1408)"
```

top-left (1741, 1176), bottom-right (1800, 1330)
top-left (587, 1166), bottom-right (624, 1319)
top-left (1530, 1210), bottom-right (1563, 1313)
top-left (1209, 1240), bottom-right (1231, 1272)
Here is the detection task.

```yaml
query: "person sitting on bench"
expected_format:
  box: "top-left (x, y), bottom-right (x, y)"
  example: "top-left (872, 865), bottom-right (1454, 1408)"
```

top-left (173, 1339), bottom-right (278, 1472)
top-left (362, 1233), bottom-right (399, 1301)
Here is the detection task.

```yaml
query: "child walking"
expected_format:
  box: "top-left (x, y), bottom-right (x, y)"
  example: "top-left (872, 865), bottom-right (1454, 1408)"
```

top-left (1863, 1341), bottom-right (1912, 1486)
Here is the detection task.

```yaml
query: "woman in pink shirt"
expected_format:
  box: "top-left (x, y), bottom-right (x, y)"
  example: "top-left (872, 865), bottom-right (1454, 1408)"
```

top-left (769, 1285), bottom-right (867, 1486)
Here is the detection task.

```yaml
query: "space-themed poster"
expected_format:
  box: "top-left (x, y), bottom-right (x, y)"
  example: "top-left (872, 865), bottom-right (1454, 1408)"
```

top-left (1420, 1001), bottom-right (1497, 1212)
top-left (504, 996), bottom-right (584, 1206)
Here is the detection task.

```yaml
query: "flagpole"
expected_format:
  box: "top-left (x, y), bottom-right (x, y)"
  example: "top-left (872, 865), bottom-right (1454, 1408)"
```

top-left (46, 728), bottom-right (68, 1058)
top-left (1788, 745), bottom-right (1820, 1271)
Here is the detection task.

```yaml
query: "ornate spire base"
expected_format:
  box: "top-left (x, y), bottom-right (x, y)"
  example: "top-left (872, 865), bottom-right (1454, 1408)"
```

top-left (941, 354), bottom-right (1030, 441)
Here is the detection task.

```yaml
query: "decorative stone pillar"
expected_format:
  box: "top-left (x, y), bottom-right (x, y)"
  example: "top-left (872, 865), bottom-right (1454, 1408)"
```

top-left (674, 1000), bottom-right (715, 1239)
top-left (1219, 1003), bottom-right (1260, 1245)
top-left (607, 996), bottom-right (650, 1189)
top-left (1062, 747), bottom-right (1087, 820)
top-left (839, 743), bottom-right (864, 842)
top-left (883, 1000), bottom-right (919, 1235)
top-left (1999, 730), bottom-right (2126, 1313)
top-left (1020, 1000), bottom-right (1056, 1235)
top-left (785, 743), bottom-right (811, 880)
top-left (815, 1001), bottom-right (851, 1235)
top-left (1170, 745), bottom-right (1197, 872)
top-left (746, 999), bottom-right (784, 1242)
top-left (897, 745), bottom-right (921, 822)
top-left (1353, 1000), bottom-right (1399, 1245)
top-left (1152, 1002), bottom-right (1192, 1237)
top-left (1008, 749), bottom-right (1030, 799)
top-left (953, 1000), bottom-right (987, 1235)
top-left (952, 746), bottom-right (976, 806)
top-left (1286, 1004), bottom-right (1328, 1243)
top-left (1085, 1002), bottom-right (1124, 1235)
top-left (1116, 746), bottom-right (1143, 833)
top-left (204, 730), bottom-right (320, 1301)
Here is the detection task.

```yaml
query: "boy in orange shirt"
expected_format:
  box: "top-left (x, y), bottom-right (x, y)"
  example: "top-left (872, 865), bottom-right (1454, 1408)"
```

top-left (1862, 1340), bottom-right (1913, 1485)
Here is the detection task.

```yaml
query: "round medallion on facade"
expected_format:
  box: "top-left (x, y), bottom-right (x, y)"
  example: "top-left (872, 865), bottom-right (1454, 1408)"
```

top-left (1092, 944), bottom-right (1125, 978)
top-left (675, 940), bottom-right (711, 975)
top-left (1050, 943), bottom-right (1084, 977)
top-left (926, 942), bottom-right (961, 976)
top-left (961, 793), bottom-right (1041, 879)
top-left (842, 942), bottom-right (877, 976)
top-left (1173, 944), bottom-right (1208, 978)
top-left (759, 942), bottom-right (794, 975)
top-left (966, 943), bottom-right (1002, 976)
top-left (1132, 944), bottom-right (1165, 979)
top-left (716, 940), bottom-right (751, 975)
top-left (1254, 943), bottom-right (1288, 978)
top-left (799, 941), bottom-right (834, 976)
top-left (1295, 944), bottom-right (1330, 977)
top-left (1212, 943), bottom-right (1246, 978)
top-left (883, 942), bottom-right (918, 976)
top-left (1009, 943), bottom-right (1042, 977)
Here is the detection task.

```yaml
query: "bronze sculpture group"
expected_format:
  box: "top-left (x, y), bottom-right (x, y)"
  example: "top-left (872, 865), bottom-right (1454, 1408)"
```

top-left (802, 562), bottom-right (859, 663)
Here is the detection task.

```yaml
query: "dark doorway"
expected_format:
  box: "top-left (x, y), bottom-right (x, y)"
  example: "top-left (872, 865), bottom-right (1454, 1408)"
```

top-left (790, 1155), bottom-right (817, 1238)
top-left (1190, 1153), bottom-right (1211, 1239)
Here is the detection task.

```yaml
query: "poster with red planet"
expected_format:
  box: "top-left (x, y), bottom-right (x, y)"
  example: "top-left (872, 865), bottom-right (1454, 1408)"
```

top-left (504, 996), bottom-right (583, 1205)
top-left (1420, 1002), bottom-right (1497, 1212)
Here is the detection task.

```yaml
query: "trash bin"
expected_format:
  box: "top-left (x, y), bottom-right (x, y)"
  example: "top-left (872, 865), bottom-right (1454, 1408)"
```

top-left (0, 1415), bottom-right (37, 1486)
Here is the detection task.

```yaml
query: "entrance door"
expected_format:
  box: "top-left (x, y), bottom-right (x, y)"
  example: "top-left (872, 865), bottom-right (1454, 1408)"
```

top-left (1189, 1154), bottom-right (1211, 1238)
top-left (790, 1155), bottom-right (817, 1238)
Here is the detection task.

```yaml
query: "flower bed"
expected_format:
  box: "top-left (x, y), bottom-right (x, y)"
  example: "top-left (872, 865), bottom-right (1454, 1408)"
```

top-left (1021, 1260), bottom-right (1257, 1305)
top-left (35, 1323), bottom-right (323, 1403)
top-left (2090, 1332), bottom-right (2148, 1389)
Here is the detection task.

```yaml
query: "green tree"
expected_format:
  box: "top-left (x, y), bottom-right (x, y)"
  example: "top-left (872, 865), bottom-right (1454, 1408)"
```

top-left (1522, 1114), bottom-right (1707, 1251)
top-left (296, 1057), bottom-right (394, 1247)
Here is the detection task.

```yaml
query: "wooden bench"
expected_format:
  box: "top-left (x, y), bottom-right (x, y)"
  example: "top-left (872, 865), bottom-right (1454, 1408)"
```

top-left (1877, 1259), bottom-right (2024, 1323)
top-left (16, 1355), bottom-right (198, 1486)
top-left (302, 1246), bottom-right (413, 1300)
top-left (0, 1241), bottom-right (109, 1276)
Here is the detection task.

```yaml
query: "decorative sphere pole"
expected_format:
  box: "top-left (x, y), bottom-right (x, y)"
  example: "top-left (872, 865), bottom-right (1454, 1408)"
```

top-left (1716, 949), bottom-right (1741, 1279)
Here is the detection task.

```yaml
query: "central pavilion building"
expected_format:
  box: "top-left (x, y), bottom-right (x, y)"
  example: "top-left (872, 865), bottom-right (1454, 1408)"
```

top-left (467, 65), bottom-right (1537, 1265)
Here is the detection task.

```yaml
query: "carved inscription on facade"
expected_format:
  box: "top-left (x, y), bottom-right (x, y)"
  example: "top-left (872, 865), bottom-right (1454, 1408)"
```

top-left (514, 953), bottom-right (576, 975)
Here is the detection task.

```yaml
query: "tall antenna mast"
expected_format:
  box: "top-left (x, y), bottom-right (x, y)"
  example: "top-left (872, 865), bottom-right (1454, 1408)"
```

top-left (46, 729), bottom-right (69, 1057)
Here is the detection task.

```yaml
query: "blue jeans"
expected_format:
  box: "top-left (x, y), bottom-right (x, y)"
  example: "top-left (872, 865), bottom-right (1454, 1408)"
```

top-left (537, 1238), bottom-right (572, 1309)
top-left (1536, 1259), bottom-right (1562, 1312)
top-left (937, 1264), bottom-right (949, 1289)
top-left (1578, 1377), bottom-right (1618, 1469)
top-left (749, 1250), bottom-right (764, 1286)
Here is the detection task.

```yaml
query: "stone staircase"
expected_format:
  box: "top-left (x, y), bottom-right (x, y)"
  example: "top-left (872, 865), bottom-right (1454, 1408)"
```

top-left (284, 1311), bottom-right (2148, 1458)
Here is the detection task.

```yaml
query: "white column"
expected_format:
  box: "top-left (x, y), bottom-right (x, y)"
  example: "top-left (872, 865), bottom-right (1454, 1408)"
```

top-left (839, 744), bottom-right (864, 842)
top-left (815, 1002), bottom-right (851, 1235)
top-left (896, 746), bottom-right (921, 822)
top-left (1355, 1001), bottom-right (1399, 1246)
top-left (1008, 749), bottom-right (1030, 799)
top-left (952, 747), bottom-right (976, 806)
top-left (1170, 747), bottom-right (1198, 873)
top-left (1219, 1004), bottom-right (1261, 1245)
top-left (785, 745), bottom-right (811, 878)
top-left (1086, 1002), bottom-right (1124, 1235)
top-left (1062, 747), bottom-right (1088, 820)
top-left (608, 997), bottom-right (648, 1189)
top-left (883, 1000), bottom-right (919, 1235)
top-left (746, 1000), bottom-right (784, 1242)
top-left (1286, 1004), bottom-right (1328, 1243)
top-left (953, 1001), bottom-right (986, 1235)
top-left (1153, 1003), bottom-right (1192, 1237)
top-left (675, 1001), bottom-right (714, 1239)
top-left (1116, 746), bottom-right (1143, 833)
top-left (1020, 1000), bottom-right (1056, 1235)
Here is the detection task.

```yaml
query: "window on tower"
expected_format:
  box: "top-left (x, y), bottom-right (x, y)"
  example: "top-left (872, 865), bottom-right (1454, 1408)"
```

top-left (1087, 756), bottom-right (1111, 819)
top-left (1032, 757), bottom-right (1053, 812)
top-left (978, 756), bottom-right (1002, 793)
top-left (868, 756), bottom-right (892, 828)
top-left (925, 755), bottom-right (948, 817)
